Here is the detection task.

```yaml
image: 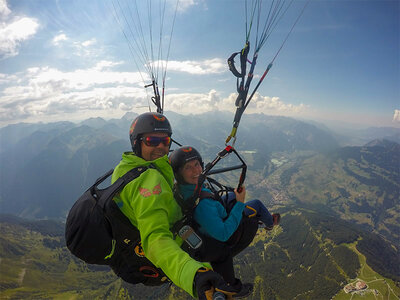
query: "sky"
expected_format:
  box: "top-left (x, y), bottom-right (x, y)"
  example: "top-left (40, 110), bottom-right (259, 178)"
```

top-left (0, 0), bottom-right (399, 129)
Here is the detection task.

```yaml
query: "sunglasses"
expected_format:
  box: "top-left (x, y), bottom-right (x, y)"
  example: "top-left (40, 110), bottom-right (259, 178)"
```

top-left (141, 136), bottom-right (171, 147)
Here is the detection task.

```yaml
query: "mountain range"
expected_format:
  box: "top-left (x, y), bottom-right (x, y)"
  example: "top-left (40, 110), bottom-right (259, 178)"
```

top-left (0, 111), bottom-right (399, 299)
top-left (0, 111), bottom-right (342, 219)
top-left (1, 112), bottom-right (399, 239)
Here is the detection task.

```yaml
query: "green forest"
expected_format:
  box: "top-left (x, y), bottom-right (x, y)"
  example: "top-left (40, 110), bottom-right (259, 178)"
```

top-left (1, 209), bottom-right (399, 300)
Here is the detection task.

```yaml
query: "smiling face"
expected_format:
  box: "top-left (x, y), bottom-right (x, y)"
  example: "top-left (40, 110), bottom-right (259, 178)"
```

top-left (140, 132), bottom-right (170, 161)
top-left (180, 159), bottom-right (203, 185)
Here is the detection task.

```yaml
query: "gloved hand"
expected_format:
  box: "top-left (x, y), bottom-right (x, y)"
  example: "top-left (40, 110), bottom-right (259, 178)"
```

top-left (194, 267), bottom-right (236, 300)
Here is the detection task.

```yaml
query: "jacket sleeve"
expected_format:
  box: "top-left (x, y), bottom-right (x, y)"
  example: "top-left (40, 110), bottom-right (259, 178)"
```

top-left (194, 198), bottom-right (245, 242)
top-left (121, 169), bottom-right (205, 297)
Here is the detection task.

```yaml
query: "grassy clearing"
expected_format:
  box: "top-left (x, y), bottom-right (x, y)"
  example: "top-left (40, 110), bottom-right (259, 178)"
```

top-left (332, 242), bottom-right (400, 300)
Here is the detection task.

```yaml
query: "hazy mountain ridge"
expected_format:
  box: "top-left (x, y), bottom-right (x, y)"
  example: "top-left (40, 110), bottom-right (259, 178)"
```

top-left (358, 127), bottom-right (400, 144)
top-left (0, 121), bottom-right (76, 154)
top-left (324, 125), bottom-right (400, 147)
top-left (0, 210), bottom-right (398, 299)
top-left (0, 123), bottom-right (130, 219)
top-left (169, 112), bottom-right (341, 155)
top-left (0, 112), bottom-right (343, 219)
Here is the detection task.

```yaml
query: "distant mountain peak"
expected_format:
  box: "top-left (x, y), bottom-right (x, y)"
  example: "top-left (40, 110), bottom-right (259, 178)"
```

top-left (80, 117), bottom-right (107, 128)
top-left (364, 138), bottom-right (399, 148)
top-left (121, 112), bottom-right (138, 120)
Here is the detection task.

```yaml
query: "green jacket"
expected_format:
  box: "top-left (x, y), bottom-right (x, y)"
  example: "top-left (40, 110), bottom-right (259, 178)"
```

top-left (112, 152), bottom-right (205, 297)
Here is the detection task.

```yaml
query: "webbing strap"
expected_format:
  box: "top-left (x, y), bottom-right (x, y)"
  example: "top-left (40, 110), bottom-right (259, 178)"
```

top-left (227, 41), bottom-right (249, 79)
top-left (95, 166), bottom-right (149, 210)
top-left (104, 239), bottom-right (116, 260)
top-left (226, 42), bottom-right (258, 145)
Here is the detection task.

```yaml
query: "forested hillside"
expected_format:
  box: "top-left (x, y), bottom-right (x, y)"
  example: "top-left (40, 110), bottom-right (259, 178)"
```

top-left (250, 139), bottom-right (400, 244)
top-left (0, 211), bottom-right (398, 299)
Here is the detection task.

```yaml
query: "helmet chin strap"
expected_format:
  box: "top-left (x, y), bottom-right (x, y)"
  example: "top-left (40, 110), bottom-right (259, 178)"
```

top-left (133, 137), bottom-right (142, 158)
top-left (175, 171), bottom-right (185, 185)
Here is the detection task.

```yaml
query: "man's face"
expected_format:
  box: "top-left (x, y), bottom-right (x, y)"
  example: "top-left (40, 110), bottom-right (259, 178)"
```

top-left (140, 132), bottom-right (171, 161)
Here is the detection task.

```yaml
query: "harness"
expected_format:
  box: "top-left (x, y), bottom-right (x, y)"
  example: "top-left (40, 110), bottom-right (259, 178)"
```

top-left (172, 174), bottom-right (259, 251)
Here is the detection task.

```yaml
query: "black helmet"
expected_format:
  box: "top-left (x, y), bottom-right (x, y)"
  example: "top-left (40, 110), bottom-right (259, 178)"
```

top-left (169, 146), bottom-right (203, 183)
top-left (129, 112), bottom-right (172, 155)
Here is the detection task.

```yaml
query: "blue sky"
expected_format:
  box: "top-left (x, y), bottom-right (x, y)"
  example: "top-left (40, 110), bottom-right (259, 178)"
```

top-left (0, 0), bottom-right (399, 128)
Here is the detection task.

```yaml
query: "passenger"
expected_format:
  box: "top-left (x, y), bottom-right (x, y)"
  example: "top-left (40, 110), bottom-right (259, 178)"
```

top-left (170, 146), bottom-right (280, 298)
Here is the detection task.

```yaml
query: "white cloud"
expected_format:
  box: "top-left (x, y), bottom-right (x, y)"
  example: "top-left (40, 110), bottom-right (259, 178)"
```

top-left (0, 72), bottom-right (17, 84)
top-left (0, 56), bottom-right (307, 124)
top-left (393, 109), bottom-right (400, 123)
top-left (0, 1), bottom-right (39, 58)
top-left (82, 38), bottom-right (96, 47)
top-left (53, 33), bottom-right (99, 57)
top-left (72, 40), bottom-right (99, 58)
top-left (0, 0), bottom-right (11, 19)
top-left (177, 0), bottom-right (198, 12)
top-left (250, 93), bottom-right (307, 114)
top-left (165, 90), bottom-right (306, 116)
top-left (167, 58), bottom-right (226, 74)
top-left (52, 33), bottom-right (68, 45)
top-left (0, 61), bottom-right (148, 122)
top-left (167, 89), bottom-right (220, 114)
top-left (217, 92), bottom-right (307, 116)
top-left (93, 60), bottom-right (122, 70)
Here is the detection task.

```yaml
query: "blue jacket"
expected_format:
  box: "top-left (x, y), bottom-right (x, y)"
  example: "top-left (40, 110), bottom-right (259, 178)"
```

top-left (179, 184), bottom-right (245, 242)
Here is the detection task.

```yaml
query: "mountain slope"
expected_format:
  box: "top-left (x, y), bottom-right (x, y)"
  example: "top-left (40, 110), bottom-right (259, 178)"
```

top-left (239, 208), bottom-right (399, 299)
top-left (0, 125), bottom-right (129, 219)
top-left (257, 140), bottom-right (400, 244)
top-left (0, 215), bottom-right (122, 299)
top-left (0, 212), bottom-right (398, 299)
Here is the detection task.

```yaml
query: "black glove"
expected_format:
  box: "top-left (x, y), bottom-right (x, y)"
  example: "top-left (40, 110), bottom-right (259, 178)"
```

top-left (194, 268), bottom-right (236, 300)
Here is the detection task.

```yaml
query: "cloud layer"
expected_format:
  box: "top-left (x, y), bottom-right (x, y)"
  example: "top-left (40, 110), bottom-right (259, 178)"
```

top-left (0, 58), bottom-right (307, 125)
top-left (167, 58), bottom-right (226, 75)
top-left (0, 0), bottom-right (39, 58)
top-left (0, 61), bottom-right (147, 122)
top-left (393, 109), bottom-right (400, 123)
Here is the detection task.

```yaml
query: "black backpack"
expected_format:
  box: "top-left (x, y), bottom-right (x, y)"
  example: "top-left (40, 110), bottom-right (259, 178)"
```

top-left (65, 167), bottom-right (167, 286)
